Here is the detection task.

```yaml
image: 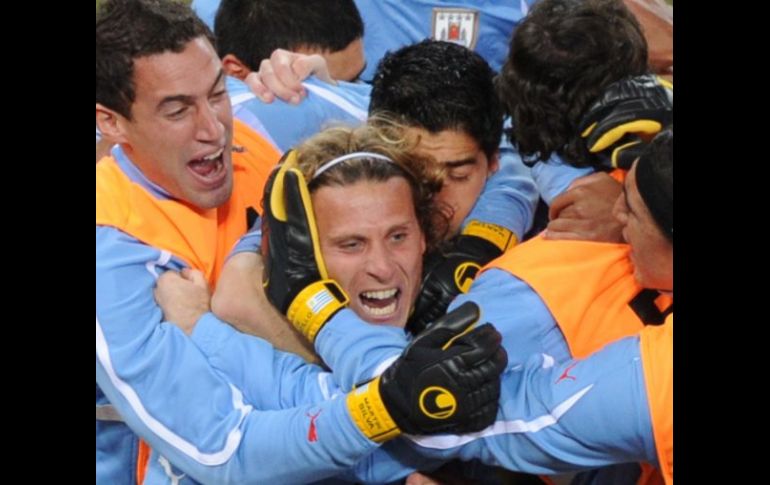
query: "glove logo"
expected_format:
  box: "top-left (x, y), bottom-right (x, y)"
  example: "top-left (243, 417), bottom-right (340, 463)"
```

top-left (454, 262), bottom-right (481, 293)
top-left (418, 386), bottom-right (457, 419)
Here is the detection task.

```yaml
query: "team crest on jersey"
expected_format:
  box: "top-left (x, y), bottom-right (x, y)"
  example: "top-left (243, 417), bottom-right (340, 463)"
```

top-left (432, 8), bottom-right (479, 49)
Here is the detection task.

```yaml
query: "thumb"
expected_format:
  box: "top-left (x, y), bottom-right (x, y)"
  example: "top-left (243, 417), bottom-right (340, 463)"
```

top-left (181, 268), bottom-right (208, 288)
top-left (410, 302), bottom-right (480, 350)
top-left (282, 168), bottom-right (328, 278)
top-left (294, 54), bottom-right (335, 85)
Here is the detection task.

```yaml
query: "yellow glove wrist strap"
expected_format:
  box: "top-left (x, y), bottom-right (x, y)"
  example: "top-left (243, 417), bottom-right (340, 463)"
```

top-left (287, 280), bottom-right (349, 342)
top-left (346, 376), bottom-right (401, 443)
top-left (462, 220), bottom-right (518, 252)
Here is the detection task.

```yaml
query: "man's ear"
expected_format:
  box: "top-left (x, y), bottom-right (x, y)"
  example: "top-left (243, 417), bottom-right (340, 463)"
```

top-left (222, 54), bottom-right (251, 80)
top-left (96, 104), bottom-right (128, 145)
top-left (487, 150), bottom-right (500, 176)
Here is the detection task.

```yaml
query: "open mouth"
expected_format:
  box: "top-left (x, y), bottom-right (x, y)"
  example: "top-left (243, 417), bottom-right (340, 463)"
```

top-left (188, 148), bottom-right (226, 187)
top-left (359, 288), bottom-right (400, 317)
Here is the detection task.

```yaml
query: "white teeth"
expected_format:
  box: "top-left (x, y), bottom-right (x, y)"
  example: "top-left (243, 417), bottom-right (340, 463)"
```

top-left (362, 301), bottom-right (397, 316)
top-left (202, 148), bottom-right (224, 161)
top-left (361, 288), bottom-right (397, 300)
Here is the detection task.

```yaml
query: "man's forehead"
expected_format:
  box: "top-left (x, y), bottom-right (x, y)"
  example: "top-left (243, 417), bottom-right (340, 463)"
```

top-left (314, 179), bottom-right (419, 229)
top-left (132, 38), bottom-right (222, 98)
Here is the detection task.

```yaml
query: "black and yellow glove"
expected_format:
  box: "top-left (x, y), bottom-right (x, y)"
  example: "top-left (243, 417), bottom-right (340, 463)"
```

top-left (347, 302), bottom-right (508, 442)
top-left (261, 150), bottom-right (349, 342)
top-left (579, 74), bottom-right (673, 170)
top-left (408, 220), bottom-right (516, 335)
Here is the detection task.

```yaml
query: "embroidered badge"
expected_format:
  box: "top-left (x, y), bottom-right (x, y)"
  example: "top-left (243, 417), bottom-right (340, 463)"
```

top-left (432, 8), bottom-right (480, 49)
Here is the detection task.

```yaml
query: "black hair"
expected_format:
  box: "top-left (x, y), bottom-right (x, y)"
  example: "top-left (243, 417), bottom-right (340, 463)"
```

top-left (214, 0), bottom-right (363, 71)
top-left (635, 125), bottom-right (673, 241)
top-left (496, 0), bottom-right (648, 168)
top-left (369, 39), bottom-right (504, 160)
top-left (96, 0), bottom-right (215, 119)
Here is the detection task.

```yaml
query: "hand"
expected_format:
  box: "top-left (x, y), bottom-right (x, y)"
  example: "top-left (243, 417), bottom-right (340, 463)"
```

top-left (347, 302), bottom-right (507, 442)
top-left (261, 151), bottom-right (349, 342)
top-left (154, 268), bottom-right (211, 335)
top-left (244, 48), bottom-right (335, 104)
top-left (545, 172), bottom-right (624, 243)
top-left (579, 74), bottom-right (673, 169)
top-left (408, 221), bottom-right (516, 335)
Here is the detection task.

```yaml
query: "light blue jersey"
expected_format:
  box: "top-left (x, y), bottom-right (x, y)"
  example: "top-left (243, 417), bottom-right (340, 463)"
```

top-left (191, 0), bottom-right (218, 28)
top-left (227, 75), bottom-right (370, 153)
top-left (405, 336), bottom-right (657, 475)
top-left (355, 0), bottom-right (533, 81)
top-left (531, 155), bottom-right (596, 205)
top-left (96, 151), bottom-right (384, 484)
top-left (201, 291), bottom-right (657, 481)
top-left (192, 0), bottom-right (533, 82)
top-left (463, 136), bottom-right (538, 240)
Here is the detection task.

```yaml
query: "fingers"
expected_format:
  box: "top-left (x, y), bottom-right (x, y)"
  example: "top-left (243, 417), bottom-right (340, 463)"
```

top-left (243, 71), bottom-right (274, 104)
top-left (292, 54), bottom-right (335, 85)
top-left (566, 171), bottom-right (609, 190)
top-left (411, 302), bottom-right (480, 349)
top-left (180, 268), bottom-right (208, 288)
top-left (450, 323), bottom-right (504, 367)
top-left (548, 189), bottom-right (578, 220)
top-left (545, 216), bottom-right (597, 241)
top-left (251, 49), bottom-right (308, 104)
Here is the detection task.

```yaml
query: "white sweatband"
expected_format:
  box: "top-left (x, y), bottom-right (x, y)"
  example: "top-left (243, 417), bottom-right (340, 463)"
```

top-left (312, 152), bottom-right (395, 179)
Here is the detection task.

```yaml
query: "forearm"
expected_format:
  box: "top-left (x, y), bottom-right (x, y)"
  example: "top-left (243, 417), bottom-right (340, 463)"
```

top-left (314, 308), bottom-right (409, 390)
top-left (212, 251), bottom-right (318, 363)
top-left (407, 336), bottom-right (657, 474)
top-left (191, 313), bottom-right (338, 408)
top-left (463, 143), bottom-right (539, 240)
top-left (96, 228), bottom-right (380, 483)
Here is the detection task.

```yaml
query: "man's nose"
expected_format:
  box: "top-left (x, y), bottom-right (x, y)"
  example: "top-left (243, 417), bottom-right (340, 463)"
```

top-left (365, 243), bottom-right (396, 281)
top-left (196, 103), bottom-right (225, 142)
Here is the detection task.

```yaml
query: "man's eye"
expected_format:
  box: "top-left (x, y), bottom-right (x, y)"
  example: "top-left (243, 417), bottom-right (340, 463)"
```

top-left (166, 107), bottom-right (187, 119)
top-left (449, 173), bottom-right (470, 182)
top-left (210, 90), bottom-right (227, 102)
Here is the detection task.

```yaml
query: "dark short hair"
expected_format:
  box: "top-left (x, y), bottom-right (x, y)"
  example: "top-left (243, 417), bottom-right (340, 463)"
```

top-left (214, 0), bottom-right (363, 71)
top-left (635, 126), bottom-right (673, 241)
top-left (497, 0), bottom-right (648, 168)
top-left (96, 0), bottom-right (215, 119)
top-left (369, 39), bottom-right (504, 160)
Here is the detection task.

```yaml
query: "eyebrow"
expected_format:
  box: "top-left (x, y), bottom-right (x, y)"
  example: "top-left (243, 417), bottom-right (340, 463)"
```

top-left (442, 157), bottom-right (478, 169)
top-left (327, 222), bottom-right (414, 243)
top-left (156, 69), bottom-right (226, 111)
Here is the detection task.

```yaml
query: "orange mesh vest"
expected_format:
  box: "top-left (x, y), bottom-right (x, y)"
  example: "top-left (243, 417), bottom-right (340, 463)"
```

top-left (483, 234), bottom-right (671, 358)
top-left (96, 120), bottom-right (279, 483)
top-left (482, 235), bottom-right (671, 485)
top-left (640, 315), bottom-right (673, 484)
top-left (96, 119), bottom-right (280, 287)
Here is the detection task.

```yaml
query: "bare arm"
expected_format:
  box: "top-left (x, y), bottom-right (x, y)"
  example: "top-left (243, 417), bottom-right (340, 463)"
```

top-left (211, 251), bottom-right (319, 363)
